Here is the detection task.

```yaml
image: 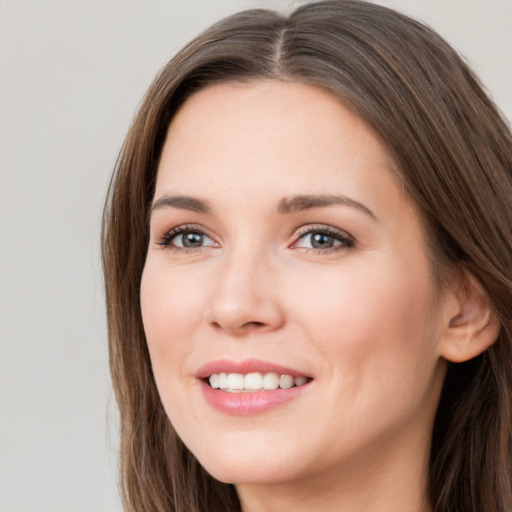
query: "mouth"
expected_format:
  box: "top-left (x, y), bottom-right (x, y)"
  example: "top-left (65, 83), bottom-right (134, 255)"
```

top-left (205, 372), bottom-right (311, 392)
top-left (197, 359), bottom-right (313, 415)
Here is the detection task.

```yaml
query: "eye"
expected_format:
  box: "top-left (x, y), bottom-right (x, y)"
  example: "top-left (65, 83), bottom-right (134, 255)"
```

top-left (156, 225), bottom-right (217, 250)
top-left (173, 231), bottom-right (212, 248)
top-left (293, 226), bottom-right (354, 252)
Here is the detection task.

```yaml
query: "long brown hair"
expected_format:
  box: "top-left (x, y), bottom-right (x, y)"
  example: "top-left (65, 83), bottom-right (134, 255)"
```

top-left (102, 1), bottom-right (512, 510)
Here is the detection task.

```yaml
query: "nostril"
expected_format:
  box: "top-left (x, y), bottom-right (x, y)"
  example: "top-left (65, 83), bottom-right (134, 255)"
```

top-left (243, 321), bottom-right (266, 329)
top-left (209, 319), bottom-right (268, 334)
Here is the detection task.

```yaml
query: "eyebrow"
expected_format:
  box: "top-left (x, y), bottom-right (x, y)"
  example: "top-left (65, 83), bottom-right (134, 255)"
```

top-left (149, 193), bottom-right (376, 220)
top-left (277, 194), bottom-right (376, 220)
top-left (150, 194), bottom-right (211, 215)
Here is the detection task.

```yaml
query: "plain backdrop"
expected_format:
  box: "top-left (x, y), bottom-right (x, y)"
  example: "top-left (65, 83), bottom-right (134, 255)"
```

top-left (0, 1), bottom-right (510, 511)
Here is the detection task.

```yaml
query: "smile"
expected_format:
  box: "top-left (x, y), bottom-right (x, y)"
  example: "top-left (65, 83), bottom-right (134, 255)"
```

top-left (208, 372), bottom-right (309, 392)
top-left (197, 359), bottom-right (313, 415)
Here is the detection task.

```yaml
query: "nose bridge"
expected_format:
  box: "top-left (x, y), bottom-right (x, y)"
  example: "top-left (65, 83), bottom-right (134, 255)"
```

top-left (206, 240), bottom-right (283, 334)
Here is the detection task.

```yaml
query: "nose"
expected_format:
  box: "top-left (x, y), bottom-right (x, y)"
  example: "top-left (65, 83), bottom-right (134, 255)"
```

top-left (205, 249), bottom-right (285, 336)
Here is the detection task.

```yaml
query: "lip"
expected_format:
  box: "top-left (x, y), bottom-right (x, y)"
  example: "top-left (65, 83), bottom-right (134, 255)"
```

top-left (196, 358), bottom-right (310, 379)
top-left (196, 358), bottom-right (312, 416)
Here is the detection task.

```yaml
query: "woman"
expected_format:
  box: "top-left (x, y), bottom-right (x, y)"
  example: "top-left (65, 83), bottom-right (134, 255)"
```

top-left (101, 1), bottom-right (512, 511)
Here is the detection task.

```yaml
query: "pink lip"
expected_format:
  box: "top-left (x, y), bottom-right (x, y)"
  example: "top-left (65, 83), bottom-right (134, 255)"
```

top-left (196, 358), bottom-right (309, 379)
top-left (200, 383), bottom-right (309, 416)
top-left (196, 359), bottom-right (312, 416)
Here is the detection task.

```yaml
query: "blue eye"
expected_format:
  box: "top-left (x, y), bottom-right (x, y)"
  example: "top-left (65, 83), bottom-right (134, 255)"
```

top-left (157, 226), bottom-right (216, 249)
top-left (294, 228), bottom-right (354, 251)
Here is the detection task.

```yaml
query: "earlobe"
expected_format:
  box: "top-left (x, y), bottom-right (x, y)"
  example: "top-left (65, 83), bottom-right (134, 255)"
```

top-left (439, 270), bottom-right (500, 363)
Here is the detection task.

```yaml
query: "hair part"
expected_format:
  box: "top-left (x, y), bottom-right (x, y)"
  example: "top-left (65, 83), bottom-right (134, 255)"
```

top-left (102, 1), bottom-right (512, 511)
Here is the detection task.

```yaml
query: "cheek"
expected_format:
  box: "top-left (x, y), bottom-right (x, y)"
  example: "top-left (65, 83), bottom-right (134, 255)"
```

top-left (140, 260), bottom-right (209, 439)
top-left (291, 260), bottom-right (443, 451)
top-left (290, 256), bottom-right (440, 383)
top-left (140, 260), bottom-right (204, 373)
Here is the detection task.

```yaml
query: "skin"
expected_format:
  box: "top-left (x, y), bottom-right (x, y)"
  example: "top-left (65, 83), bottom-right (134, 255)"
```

top-left (140, 80), bottom-right (483, 511)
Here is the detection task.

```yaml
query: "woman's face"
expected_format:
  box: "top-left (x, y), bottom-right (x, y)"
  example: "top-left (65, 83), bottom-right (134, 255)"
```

top-left (141, 81), bottom-right (450, 490)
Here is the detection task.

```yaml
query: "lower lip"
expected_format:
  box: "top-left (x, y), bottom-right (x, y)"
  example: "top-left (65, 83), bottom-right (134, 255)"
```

top-left (200, 380), bottom-right (310, 416)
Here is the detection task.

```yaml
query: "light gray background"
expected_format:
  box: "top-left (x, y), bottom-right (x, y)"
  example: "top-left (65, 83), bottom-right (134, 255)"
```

top-left (1, 1), bottom-right (510, 511)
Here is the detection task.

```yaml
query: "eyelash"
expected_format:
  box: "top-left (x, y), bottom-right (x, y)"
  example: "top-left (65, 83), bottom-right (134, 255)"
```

top-left (155, 224), bottom-right (213, 251)
top-left (293, 225), bottom-right (355, 253)
top-left (155, 224), bottom-right (355, 253)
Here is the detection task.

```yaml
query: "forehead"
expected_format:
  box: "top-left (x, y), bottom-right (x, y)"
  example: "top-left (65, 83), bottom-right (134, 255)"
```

top-left (166, 80), bottom-right (385, 154)
top-left (156, 80), bottom-right (398, 201)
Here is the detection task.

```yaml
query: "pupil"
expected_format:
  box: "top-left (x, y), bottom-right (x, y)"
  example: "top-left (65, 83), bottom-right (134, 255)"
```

top-left (311, 233), bottom-right (333, 249)
top-left (183, 232), bottom-right (203, 247)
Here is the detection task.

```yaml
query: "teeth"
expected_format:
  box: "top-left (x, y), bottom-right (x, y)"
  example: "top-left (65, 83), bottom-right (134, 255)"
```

top-left (227, 373), bottom-right (244, 390)
top-left (294, 376), bottom-right (307, 386)
top-left (279, 374), bottom-right (294, 389)
top-left (218, 373), bottom-right (228, 389)
top-left (208, 372), bottom-right (309, 392)
top-left (263, 372), bottom-right (279, 390)
top-left (244, 372), bottom-right (263, 390)
top-left (209, 373), bottom-right (219, 389)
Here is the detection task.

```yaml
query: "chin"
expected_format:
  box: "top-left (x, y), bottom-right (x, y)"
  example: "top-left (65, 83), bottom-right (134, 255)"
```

top-left (190, 438), bottom-right (306, 486)
top-left (203, 459), bottom-right (298, 486)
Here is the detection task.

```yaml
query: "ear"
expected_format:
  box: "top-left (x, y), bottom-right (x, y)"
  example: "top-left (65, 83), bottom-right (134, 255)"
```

top-left (439, 270), bottom-right (501, 363)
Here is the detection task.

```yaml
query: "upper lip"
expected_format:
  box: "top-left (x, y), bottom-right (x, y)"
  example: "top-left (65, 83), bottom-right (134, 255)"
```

top-left (196, 358), bottom-right (311, 379)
